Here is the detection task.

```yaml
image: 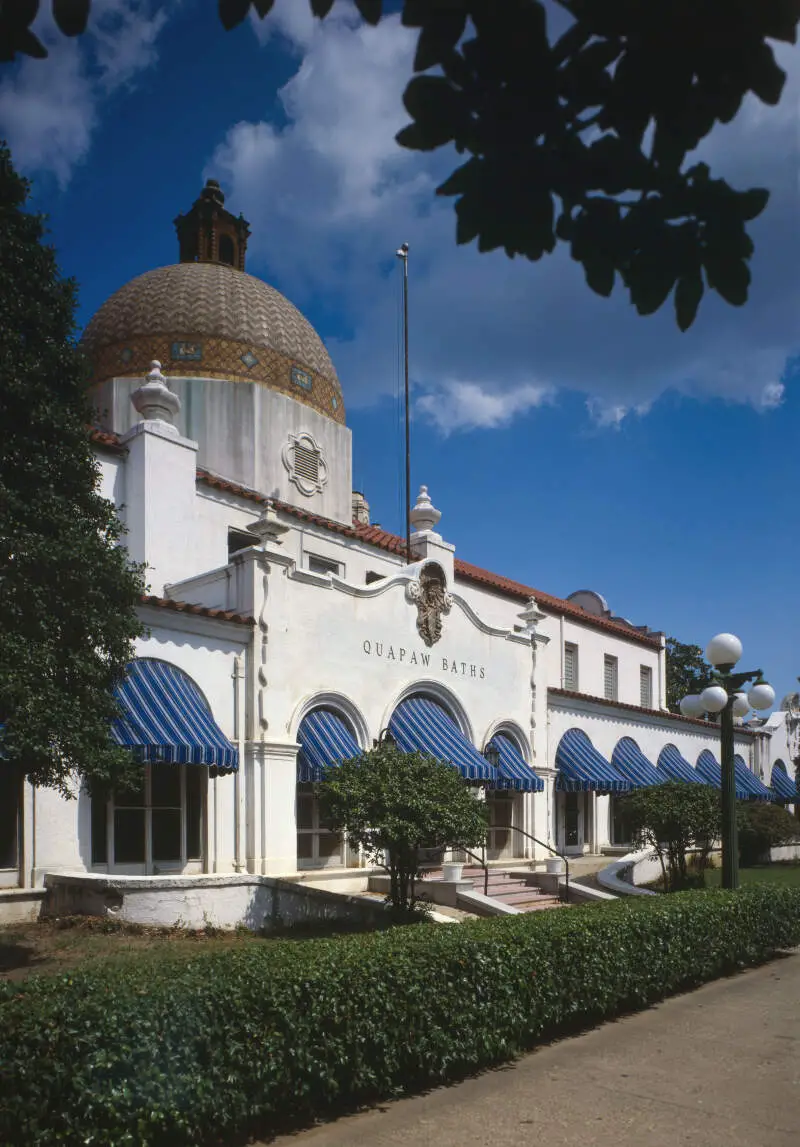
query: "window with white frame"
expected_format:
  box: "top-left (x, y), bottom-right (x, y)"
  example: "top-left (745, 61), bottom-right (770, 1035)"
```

top-left (0, 766), bottom-right (21, 883)
top-left (564, 643), bottom-right (578, 690)
top-left (296, 782), bottom-right (346, 867)
top-left (306, 553), bottom-right (342, 577)
top-left (640, 665), bottom-right (653, 708)
top-left (603, 654), bottom-right (618, 701)
top-left (91, 764), bottom-right (205, 873)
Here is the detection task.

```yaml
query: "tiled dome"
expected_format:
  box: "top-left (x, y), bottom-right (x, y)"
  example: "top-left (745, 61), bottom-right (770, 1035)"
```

top-left (81, 262), bottom-right (344, 423)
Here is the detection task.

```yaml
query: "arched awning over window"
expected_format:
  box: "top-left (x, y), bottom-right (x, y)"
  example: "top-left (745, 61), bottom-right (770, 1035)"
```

top-left (555, 729), bottom-right (630, 793)
top-left (771, 761), bottom-right (797, 802)
top-left (389, 696), bottom-right (496, 782)
top-left (696, 750), bottom-right (749, 800)
top-left (111, 659), bottom-right (238, 772)
top-left (297, 709), bottom-right (361, 782)
top-left (733, 754), bottom-right (774, 802)
top-left (611, 738), bottom-right (663, 788)
top-left (657, 745), bottom-right (704, 784)
top-left (486, 733), bottom-right (544, 792)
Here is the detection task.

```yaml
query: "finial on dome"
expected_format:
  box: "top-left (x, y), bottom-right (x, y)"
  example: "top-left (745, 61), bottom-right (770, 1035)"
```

top-left (409, 484), bottom-right (441, 534)
top-left (131, 361), bottom-right (181, 430)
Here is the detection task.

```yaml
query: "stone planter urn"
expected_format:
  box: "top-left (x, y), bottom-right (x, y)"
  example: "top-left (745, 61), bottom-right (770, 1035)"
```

top-left (442, 862), bottom-right (464, 882)
top-left (545, 857), bottom-right (565, 875)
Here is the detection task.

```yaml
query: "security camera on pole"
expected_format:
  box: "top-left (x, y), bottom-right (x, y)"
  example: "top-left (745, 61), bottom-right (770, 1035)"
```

top-left (679, 634), bottom-right (775, 890)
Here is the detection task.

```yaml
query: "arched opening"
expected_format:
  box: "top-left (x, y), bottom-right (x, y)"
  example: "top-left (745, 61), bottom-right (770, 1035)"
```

top-left (91, 658), bottom-right (237, 875)
top-left (218, 234), bottom-right (235, 266)
top-left (296, 706), bottom-right (362, 869)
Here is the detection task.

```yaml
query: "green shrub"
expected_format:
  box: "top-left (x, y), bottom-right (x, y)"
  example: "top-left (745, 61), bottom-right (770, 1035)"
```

top-left (1, 888), bottom-right (799, 1146)
top-left (738, 802), bottom-right (799, 867)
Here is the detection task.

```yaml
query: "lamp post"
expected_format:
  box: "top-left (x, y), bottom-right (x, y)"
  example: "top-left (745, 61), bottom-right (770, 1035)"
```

top-left (679, 633), bottom-right (775, 890)
top-left (373, 728), bottom-right (396, 749)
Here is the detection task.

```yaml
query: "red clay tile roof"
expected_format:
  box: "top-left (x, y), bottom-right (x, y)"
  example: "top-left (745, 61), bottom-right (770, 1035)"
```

top-left (548, 687), bottom-right (757, 736)
top-left (140, 593), bottom-right (254, 626)
top-left (89, 428), bottom-right (126, 455)
top-left (195, 468), bottom-right (662, 647)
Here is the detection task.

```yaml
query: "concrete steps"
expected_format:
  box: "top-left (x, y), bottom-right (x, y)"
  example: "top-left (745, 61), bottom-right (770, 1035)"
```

top-left (423, 866), bottom-right (565, 914)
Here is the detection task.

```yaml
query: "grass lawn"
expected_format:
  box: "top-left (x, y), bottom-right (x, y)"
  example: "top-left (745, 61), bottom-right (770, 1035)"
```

top-left (0, 913), bottom-right (385, 984)
top-left (704, 862), bottom-right (800, 889)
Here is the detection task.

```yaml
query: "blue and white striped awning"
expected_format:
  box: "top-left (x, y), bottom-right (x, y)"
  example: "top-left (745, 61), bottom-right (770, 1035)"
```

top-left (297, 709), bottom-right (361, 783)
top-left (111, 659), bottom-right (238, 772)
top-left (733, 754), bottom-right (774, 802)
top-left (657, 744), bottom-right (705, 784)
top-left (389, 697), bottom-right (497, 782)
top-left (696, 750), bottom-right (749, 800)
top-left (555, 729), bottom-right (630, 793)
top-left (611, 738), bottom-right (663, 788)
top-left (487, 733), bottom-right (544, 792)
top-left (771, 763), bottom-right (798, 803)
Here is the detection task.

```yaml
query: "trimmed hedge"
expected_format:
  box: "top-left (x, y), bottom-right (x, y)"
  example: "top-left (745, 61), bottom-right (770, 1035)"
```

top-left (2, 888), bottom-right (799, 1146)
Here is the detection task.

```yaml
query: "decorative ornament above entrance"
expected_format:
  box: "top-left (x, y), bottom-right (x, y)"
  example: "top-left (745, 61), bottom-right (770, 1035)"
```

top-left (406, 562), bottom-right (452, 647)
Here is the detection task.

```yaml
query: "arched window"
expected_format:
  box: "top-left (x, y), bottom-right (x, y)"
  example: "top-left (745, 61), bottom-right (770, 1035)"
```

top-left (218, 234), bottom-right (235, 266)
top-left (296, 708), bottom-right (361, 869)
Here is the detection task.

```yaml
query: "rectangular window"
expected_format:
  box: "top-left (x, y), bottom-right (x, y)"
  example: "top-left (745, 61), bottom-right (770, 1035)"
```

top-left (640, 665), bottom-right (653, 708)
top-left (564, 643), bottom-right (578, 690)
top-left (603, 655), bottom-right (618, 701)
top-left (228, 528), bottom-right (259, 558)
top-left (95, 765), bottom-right (204, 873)
top-left (0, 766), bottom-right (20, 871)
top-left (296, 782), bottom-right (345, 868)
top-left (307, 554), bottom-right (341, 577)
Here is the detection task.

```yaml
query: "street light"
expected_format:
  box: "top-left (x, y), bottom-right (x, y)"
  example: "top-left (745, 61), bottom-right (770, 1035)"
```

top-left (680, 633), bottom-right (775, 890)
top-left (373, 727), bottom-right (396, 749)
top-left (483, 741), bottom-right (500, 771)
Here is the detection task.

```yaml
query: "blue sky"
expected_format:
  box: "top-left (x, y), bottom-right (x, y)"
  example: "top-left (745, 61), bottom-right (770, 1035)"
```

top-left (1, 1), bottom-right (798, 703)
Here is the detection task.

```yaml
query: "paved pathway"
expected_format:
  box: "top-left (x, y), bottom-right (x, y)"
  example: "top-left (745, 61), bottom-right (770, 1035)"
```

top-left (267, 951), bottom-right (800, 1147)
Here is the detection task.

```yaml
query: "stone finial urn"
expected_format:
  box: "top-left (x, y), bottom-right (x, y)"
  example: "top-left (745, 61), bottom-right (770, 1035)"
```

top-left (409, 485), bottom-right (441, 533)
top-left (131, 361), bottom-right (181, 425)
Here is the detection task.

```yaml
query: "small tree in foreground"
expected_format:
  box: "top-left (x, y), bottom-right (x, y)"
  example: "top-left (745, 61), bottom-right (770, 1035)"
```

top-left (319, 744), bottom-right (489, 915)
top-left (737, 802), bottom-right (799, 867)
top-left (621, 781), bottom-right (721, 892)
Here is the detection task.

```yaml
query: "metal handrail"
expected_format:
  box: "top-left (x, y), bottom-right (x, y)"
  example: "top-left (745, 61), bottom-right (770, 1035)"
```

top-left (454, 845), bottom-right (490, 896)
top-left (505, 824), bottom-right (570, 902)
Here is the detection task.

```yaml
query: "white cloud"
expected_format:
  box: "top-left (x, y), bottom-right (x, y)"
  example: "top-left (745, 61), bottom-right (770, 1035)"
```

top-left (755, 381), bottom-right (785, 410)
top-left (416, 380), bottom-right (555, 435)
top-left (210, 6), bottom-right (800, 433)
top-left (0, 1), bottom-right (169, 188)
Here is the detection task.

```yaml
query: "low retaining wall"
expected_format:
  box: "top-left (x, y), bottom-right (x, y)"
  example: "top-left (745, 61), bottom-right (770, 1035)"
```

top-left (771, 843), bottom-right (800, 862)
top-left (0, 888), bottom-right (46, 925)
top-left (42, 873), bottom-right (390, 932)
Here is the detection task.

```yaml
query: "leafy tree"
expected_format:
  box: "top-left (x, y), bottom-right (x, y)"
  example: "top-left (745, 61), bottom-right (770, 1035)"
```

top-left (737, 801), bottom-right (798, 867)
top-left (622, 781), bottom-right (721, 891)
top-left (0, 142), bottom-right (145, 797)
top-left (665, 636), bottom-right (714, 713)
top-left (4, 1), bottom-right (798, 328)
top-left (319, 743), bottom-right (489, 913)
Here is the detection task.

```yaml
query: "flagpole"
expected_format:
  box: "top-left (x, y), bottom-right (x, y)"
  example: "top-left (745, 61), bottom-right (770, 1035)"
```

top-left (396, 242), bottom-right (410, 562)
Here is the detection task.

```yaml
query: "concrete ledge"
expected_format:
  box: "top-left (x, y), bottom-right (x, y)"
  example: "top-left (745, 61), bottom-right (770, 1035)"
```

top-left (42, 872), bottom-right (391, 932)
top-left (368, 874), bottom-right (472, 908)
top-left (456, 888), bottom-right (521, 916)
top-left (566, 880), bottom-right (616, 904)
top-left (597, 850), bottom-right (658, 898)
top-left (0, 888), bottom-right (46, 925)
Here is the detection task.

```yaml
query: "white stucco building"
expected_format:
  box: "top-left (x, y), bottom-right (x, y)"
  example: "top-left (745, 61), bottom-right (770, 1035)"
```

top-left (1, 181), bottom-right (796, 918)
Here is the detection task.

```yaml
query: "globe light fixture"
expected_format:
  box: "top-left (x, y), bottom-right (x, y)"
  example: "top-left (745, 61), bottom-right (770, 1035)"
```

top-left (705, 633), bottom-right (743, 669)
top-left (680, 694), bottom-right (705, 717)
top-left (699, 685), bottom-right (728, 713)
top-left (681, 631), bottom-right (774, 892)
top-left (732, 692), bottom-right (751, 718)
top-left (748, 680), bottom-right (776, 711)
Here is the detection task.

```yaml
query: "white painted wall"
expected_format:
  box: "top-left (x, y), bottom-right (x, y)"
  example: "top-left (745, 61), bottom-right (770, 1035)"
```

top-left (104, 375), bottom-right (353, 525)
